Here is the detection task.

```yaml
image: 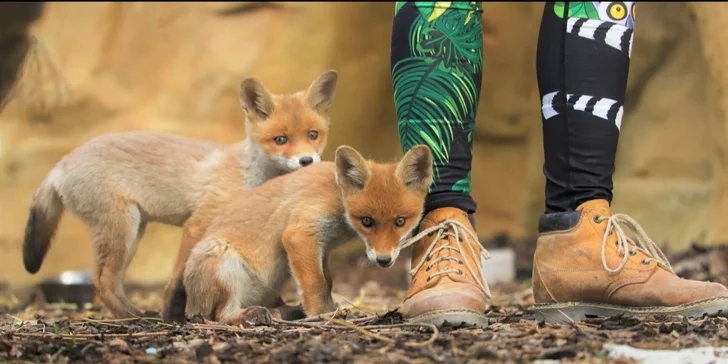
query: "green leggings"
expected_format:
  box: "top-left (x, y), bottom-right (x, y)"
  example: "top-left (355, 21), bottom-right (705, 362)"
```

top-left (391, 2), bottom-right (636, 215)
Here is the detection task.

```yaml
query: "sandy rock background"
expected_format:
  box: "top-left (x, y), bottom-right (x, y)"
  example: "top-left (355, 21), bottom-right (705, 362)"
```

top-left (1, 2), bottom-right (727, 287)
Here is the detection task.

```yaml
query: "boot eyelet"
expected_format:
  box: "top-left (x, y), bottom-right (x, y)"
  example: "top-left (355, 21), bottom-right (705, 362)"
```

top-left (456, 269), bottom-right (463, 275)
top-left (630, 250), bottom-right (637, 256)
top-left (458, 260), bottom-right (464, 265)
top-left (615, 241), bottom-right (619, 247)
top-left (426, 277), bottom-right (432, 282)
top-left (426, 266), bottom-right (431, 272)
top-left (594, 216), bottom-right (602, 223)
top-left (426, 256), bottom-right (432, 262)
top-left (641, 259), bottom-right (649, 265)
top-left (427, 232), bottom-right (434, 237)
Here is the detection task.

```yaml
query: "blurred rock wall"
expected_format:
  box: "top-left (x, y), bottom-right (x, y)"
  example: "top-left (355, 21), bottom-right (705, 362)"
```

top-left (1, 2), bottom-right (726, 287)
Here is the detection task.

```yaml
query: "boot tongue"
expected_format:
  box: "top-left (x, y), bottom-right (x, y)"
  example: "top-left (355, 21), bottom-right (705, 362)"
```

top-left (421, 226), bottom-right (458, 279)
top-left (416, 208), bottom-right (472, 284)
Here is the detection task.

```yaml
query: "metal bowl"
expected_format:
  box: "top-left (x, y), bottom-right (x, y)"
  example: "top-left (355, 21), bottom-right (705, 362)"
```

top-left (37, 270), bottom-right (96, 307)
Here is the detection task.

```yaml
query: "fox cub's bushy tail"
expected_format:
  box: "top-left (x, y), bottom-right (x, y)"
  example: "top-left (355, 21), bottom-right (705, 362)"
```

top-left (23, 172), bottom-right (64, 274)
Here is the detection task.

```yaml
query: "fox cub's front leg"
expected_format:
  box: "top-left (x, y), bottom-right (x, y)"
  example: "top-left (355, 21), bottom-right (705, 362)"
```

top-left (322, 254), bottom-right (336, 311)
top-left (282, 228), bottom-right (335, 317)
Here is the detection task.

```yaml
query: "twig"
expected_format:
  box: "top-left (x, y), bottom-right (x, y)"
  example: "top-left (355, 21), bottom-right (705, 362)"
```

top-left (296, 308), bottom-right (383, 325)
top-left (154, 322), bottom-right (177, 328)
top-left (76, 318), bottom-right (122, 328)
top-left (332, 294), bottom-right (380, 316)
top-left (297, 309), bottom-right (346, 323)
top-left (363, 322), bottom-right (440, 348)
top-left (11, 331), bottom-right (171, 340)
top-left (326, 318), bottom-right (396, 344)
top-left (272, 319), bottom-right (337, 330)
top-left (192, 323), bottom-right (244, 331)
top-left (81, 317), bottom-right (162, 323)
top-left (349, 316), bottom-right (379, 325)
top-left (6, 313), bottom-right (26, 322)
top-left (190, 323), bottom-right (263, 333)
top-left (324, 308), bottom-right (341, 326)
top-left (272, 317), bottom-right (439, 347)
top-left (126, 314), bottom-right (163, 326)
top-left (299, 314), bottom-right (375, 324)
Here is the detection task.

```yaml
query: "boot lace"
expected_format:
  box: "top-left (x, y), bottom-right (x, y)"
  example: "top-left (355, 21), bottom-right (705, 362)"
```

top-left (597, 213), bottom-right (673, 274)
top-left (399, 219), bottom-right (493, 299)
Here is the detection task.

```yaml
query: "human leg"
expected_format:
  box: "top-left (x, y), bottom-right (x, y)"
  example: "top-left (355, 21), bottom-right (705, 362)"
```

top-left (391, 1), bottom-right (491, 328)
top-left (532, 1), bottom-right (728, 323)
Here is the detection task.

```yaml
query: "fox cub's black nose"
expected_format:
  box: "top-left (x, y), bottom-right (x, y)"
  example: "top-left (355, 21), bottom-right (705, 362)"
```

top-left (376, 256), bottom-right (392, 267)
top-left (299, 156), bottom-right (314, 166)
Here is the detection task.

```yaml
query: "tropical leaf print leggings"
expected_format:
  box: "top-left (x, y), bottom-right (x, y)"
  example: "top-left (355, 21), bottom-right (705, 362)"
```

top-left (391, 2), bottom-right (635, 215)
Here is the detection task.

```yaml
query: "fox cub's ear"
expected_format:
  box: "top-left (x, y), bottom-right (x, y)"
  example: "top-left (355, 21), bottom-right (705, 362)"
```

top-left (305, 69), bottom-right (338, 114)
top-left (396, 145), bottom-right (433, 194)
top-left (240, 77), bottom-right (275, 120)
top-left (335, 145), bottom-right (370, 194)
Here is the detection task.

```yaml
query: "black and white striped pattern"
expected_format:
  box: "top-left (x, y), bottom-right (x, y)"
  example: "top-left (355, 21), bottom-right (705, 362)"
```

top-left (541, 91), bottom-right (624, 131)
top-left (566, 17), bottom-right (634, 58)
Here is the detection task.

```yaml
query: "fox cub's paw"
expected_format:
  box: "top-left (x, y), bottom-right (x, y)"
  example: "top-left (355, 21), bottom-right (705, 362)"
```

top-left (231, 306), bottom-right (273, 328)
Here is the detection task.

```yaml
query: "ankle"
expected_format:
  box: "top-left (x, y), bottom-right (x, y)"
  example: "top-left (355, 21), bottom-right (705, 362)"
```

top-left (416, 207), bottom-right (477, 234)
top-left (468, 213), bottom-right (477, 232)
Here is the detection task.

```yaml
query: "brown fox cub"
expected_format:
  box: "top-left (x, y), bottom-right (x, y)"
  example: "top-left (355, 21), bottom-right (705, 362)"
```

top-left (22, 70), bottom-right (339, 319)
top-left (180, 145), bottom-right (434, 325)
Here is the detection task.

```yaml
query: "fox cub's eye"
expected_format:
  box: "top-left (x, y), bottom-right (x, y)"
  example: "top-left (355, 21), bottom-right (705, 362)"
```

top-left (394, 217), bottom-right (406, 227)
top-left (274, 136), bottom-right (288, 145)
top-left (361, 216), bottom-right (374, 228)
top-left (308, 130), bottom-right (319, 140)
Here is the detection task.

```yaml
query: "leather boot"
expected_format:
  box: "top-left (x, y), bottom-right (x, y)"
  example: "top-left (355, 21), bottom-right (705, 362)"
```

top-left (532, 199), bottom-right (728, 324)
top-left (400, 207), bottom-right (492, 328)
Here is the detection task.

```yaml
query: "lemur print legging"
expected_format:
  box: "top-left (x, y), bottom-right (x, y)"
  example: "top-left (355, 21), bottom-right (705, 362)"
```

top-left (391, 1), bottom-right (635, 215)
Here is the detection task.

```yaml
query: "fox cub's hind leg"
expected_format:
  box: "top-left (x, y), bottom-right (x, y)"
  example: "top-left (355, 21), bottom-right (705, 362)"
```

top-left (162, 221), bottom-right (206, 323)
top-left (90, 204), bottom-right (146, 318)
top-left (184, 236), bottom-right (273, 326)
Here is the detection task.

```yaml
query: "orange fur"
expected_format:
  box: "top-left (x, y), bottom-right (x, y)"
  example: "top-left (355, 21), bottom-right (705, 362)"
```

top-left (180, 145), bottom-right (434, 323)
top-left (22, 70), bottom-right (339, 319)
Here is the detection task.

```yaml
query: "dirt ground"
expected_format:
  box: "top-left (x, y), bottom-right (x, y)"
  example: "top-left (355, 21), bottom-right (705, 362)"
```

top-left (3, 239), bottom-right (728, 363)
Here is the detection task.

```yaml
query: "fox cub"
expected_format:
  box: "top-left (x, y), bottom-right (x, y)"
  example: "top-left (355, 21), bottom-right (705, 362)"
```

top-left (180, 145), bottom-right (434, 326)
top-left (22, 70), bottom-right (339, 319)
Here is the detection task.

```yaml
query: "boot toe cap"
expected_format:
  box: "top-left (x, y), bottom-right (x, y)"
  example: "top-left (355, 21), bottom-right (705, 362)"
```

top-left (702, 281), bottom-right (728, 299)
top-left (401, 281), bottom-right (487, 319)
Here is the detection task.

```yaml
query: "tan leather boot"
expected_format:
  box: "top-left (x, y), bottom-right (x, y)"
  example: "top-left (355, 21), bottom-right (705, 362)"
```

top-left (399, 207), bottom-right (492, 328)
top-left (532, 199), bottom-right (728, 324)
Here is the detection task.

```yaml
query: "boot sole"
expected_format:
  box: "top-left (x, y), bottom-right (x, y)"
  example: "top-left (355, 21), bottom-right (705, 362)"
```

top-left (533, 296), bottom-right (728, 325)
top-left (406, 308), bottom-right (489, 329)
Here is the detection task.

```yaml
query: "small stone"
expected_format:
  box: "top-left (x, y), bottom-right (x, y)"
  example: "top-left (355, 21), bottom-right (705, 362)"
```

top-left (108, 338), bottom-right (129, 351)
